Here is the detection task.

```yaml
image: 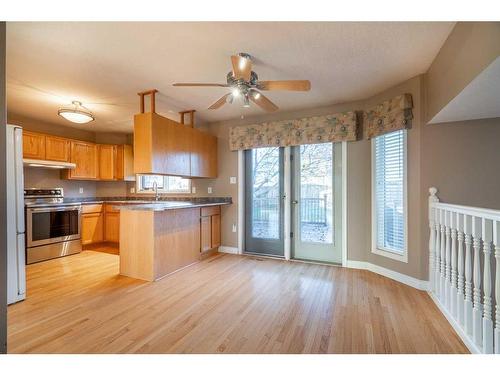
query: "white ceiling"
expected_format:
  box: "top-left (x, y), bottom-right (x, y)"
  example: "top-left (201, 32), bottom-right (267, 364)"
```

top-left (429, 56), bottom-right (500, 124)
top-left (7, 22), bottom-right (455, 133)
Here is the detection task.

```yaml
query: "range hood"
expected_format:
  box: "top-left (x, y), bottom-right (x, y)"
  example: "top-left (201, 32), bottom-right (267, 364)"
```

top-left (23, 158), bottom-right (76, 169)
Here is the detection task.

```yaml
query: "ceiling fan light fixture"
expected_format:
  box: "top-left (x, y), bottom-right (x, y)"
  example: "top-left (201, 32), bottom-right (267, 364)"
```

top-left (254, 91), bottom-right (261, 100)
top-left (231, 87), bottom-right (240, 97)
top-left (58, 101), bottom-right (94, 124)
top-left (243, 94), bottom-right (250, 108)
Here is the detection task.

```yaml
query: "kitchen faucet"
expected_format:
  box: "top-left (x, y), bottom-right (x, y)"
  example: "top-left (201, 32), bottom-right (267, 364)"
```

top-left (153, 181), bottom-right (160, 201)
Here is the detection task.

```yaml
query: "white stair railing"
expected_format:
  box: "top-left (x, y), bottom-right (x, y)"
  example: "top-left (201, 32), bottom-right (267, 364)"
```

top-left (428, 187), bottom-right (499, 354)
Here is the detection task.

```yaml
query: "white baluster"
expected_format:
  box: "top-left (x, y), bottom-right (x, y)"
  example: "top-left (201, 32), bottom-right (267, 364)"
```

top-left (481, 218), bottom-right (493, 353)
top-left (445, 211), bottom-right (452, 309)
top-left (450, 212), bottom-right (458, 318)
top-left (435, 208), bottom-right (441, 298)
top-left (472, 216), bottom-right (483, 348)
top-left (429, 188), bottom-right (439, 293)
top-left (440, 209), bottom-right (447, 304)
top-left (457, 213), bottom-right (465, 326)
top-left (464, 215), bottom-right (473, 336)
top-left (493, 221), bottom-right (500, 354)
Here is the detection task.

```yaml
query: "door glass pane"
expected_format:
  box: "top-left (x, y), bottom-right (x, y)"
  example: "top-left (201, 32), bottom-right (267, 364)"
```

top-left (299, 143), bottom-right (333, 244)
top-left (251, 147), bottom-right (281, 239)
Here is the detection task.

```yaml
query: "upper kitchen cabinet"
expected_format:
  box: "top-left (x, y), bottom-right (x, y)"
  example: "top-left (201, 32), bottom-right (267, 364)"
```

top-left (134, 112), bottom-right (192, 177)
top-left (45, 135), bottom-right (70, 162)
top-left (22, 131), bottom-right (46, 160)
top-left (114, 144), bottom-right (135, 181)
top-left (98, 144), bottom-right (116, 180)
top-left (134, 112), bottom-right (217, 178)
top-left (191, 128), bottom-right (217, 178)
top-left (62, 140), bottom-right (99, 180)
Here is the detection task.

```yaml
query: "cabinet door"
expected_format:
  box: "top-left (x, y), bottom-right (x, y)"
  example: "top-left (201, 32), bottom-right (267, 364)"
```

top-left (22, 131), bottom-right (46, 159)
top-left (114, 145), bottom-right (124, 180)
top-left (45, 135), bottom-right (70, 162)
top-left (81, 213), bottom-right (104, 245)
top-left (200, 216), bottom-right (212, 252)
top-left (190, 130), bottom-right (217, 178)
top-left (211, 214), bottom-right (221, 248)
top-left (98, 144), bottom-right (116, 180)
top-left (69, 141), bottom-right (98, 179)
top-left (105, 212), bottom-right (120, 243)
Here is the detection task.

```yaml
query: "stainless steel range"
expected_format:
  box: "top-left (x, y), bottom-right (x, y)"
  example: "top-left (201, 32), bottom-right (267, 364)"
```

top-left (25, 188), bottom-right (82, 264)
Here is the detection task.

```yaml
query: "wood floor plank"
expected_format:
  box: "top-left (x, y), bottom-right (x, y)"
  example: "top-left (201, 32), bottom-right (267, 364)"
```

top-left (7, 250), bottom-right (469, 354)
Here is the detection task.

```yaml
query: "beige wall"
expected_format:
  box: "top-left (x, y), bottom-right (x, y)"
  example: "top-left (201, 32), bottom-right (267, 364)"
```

top-left (425, 22), bottom-right (500, 122)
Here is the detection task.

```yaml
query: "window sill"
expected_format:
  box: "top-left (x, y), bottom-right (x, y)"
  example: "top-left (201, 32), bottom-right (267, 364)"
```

top-left (371, 247), bottom-right (408, 263)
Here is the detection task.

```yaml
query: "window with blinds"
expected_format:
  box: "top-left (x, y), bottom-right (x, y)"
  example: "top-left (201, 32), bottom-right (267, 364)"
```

top-left (373, 130), bottom-right (406, 255)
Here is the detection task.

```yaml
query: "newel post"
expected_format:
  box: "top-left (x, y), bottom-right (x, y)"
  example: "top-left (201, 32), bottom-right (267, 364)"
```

top-left (429, 187), bottom-right (439, 293)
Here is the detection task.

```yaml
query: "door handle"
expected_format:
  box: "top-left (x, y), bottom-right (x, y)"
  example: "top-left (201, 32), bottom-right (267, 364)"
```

top-left (292, 200), bottom-right (299, 204)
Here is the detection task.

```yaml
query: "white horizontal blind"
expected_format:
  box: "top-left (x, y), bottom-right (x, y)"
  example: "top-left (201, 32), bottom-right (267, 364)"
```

top-left (374, 130), bottom-right (405, 254)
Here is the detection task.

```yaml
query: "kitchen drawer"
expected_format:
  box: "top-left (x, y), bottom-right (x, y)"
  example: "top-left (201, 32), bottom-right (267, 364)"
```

top-left (82, 204), bottom-right (103, 214)
top-left (105, 203), bottom-right (121, 213)
top-left (201, 205), bottom-right (220, 217)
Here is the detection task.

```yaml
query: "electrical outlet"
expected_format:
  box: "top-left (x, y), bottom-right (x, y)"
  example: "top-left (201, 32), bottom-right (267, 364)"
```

top-left (230, 176), bottom-right (237, 184)
top-left (191, 186), bottom-right (196, 194)
top-left (232, 224), bottom-right (237, 233)
top-left (79, 187), bottom-right (84, 194)
top-left (130, 187), bottom-right (135, 194)
top-left (208, 187), bottom-right (213, 194)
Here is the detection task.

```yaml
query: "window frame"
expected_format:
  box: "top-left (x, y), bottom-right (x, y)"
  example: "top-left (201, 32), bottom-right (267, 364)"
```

top-left (135, 174), bottom-right (192, 195)
top-left (370, 129), bottom-right (408, 263)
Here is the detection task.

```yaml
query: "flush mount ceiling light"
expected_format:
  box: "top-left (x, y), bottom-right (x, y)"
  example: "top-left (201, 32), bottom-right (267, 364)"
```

top-left (58, 101), bottom-right (94, 124)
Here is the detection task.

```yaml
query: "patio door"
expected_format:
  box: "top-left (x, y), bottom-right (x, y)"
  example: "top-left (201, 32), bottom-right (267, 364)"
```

top-left (291, 143), bottom-right (342, 264)
top-left (244, 147), bottom-right (285, 257)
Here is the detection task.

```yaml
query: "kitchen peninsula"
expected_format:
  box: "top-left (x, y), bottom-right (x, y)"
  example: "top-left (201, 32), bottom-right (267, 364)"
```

top-left (118, 200), bottom-right (230, 281)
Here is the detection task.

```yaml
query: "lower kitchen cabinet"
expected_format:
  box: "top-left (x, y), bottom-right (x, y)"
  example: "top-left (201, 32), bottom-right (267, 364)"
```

top-left (104, 205), bottom-right (120, 243)
top-left (200, 206), bottom-right (221, 254)
top-left (81, 212), bottom-right (104, 245)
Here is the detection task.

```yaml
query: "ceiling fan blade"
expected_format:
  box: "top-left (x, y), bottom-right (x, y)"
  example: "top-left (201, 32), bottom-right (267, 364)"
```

top-left (250, 91), bottom-right (278, 112)
top-left (231, 55), bottom-right (252, 81)
top-left (173, 83), bottom-right (228, 87)
top-left (258, 80), bottom-right (311, 91)
top-left (208, 93), bottom-right (231, 110)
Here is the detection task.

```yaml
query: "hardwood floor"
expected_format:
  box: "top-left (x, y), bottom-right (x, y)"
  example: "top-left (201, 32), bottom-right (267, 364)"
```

top-left (7, 250), bottom-right (468, 354)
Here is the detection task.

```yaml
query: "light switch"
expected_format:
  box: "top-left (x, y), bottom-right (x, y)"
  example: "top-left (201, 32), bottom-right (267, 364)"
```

top-left (130, 187), bottom-right (135, 194)
top-left (230, 176), bottom-right (237, 184)
top-left (232, 224), bottom-right (237, 233)
top-left (79, 187), bottom-right (84, 194)
top-left (208, 187), bottom-right (213, 194)
top-left (191, 186), bottom-right (196, 194)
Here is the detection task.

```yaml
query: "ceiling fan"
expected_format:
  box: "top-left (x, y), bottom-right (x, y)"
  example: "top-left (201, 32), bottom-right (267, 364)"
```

top-left (173, 53), bottom-right (311, 112)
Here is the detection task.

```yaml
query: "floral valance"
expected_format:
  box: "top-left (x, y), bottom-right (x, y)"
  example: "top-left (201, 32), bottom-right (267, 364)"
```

top-left (229, 111), bottom-right (358, 151)
top-left (364, 94), bottom-right (413, 139)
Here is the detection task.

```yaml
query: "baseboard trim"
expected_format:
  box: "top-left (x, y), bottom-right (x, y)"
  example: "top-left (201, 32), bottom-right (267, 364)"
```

top-left (218, 246), bottom-right (239, 255)
top-left (346, 260), bottom-right (429, 290)
top-left (427, 292), bottom-right (479, 354)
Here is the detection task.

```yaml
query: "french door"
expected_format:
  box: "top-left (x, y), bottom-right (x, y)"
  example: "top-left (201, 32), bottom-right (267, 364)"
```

top-left (244, 143), bottom-right (342, 263)
top-left (244, 147), bottom-right (285, 256)
top-left (291, 143), bottom-right (342, 264)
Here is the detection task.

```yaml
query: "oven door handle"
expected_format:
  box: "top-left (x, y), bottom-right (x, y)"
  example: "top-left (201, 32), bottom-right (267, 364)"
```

top-left (28, 206), bottom-right (81, 213)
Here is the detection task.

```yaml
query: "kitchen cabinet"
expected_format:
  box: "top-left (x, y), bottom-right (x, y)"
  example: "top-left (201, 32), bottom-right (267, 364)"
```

top-left (114, 144), bottom-right (135, 181)
top-left (45, 135), bottom-right (70, 162)
top-left (191, 129), bottom-right (217, 178)
top-left (200, 206), bottom-right (221, 254)
top-left (63, 140), bottom-right (99, 180)
top-left (134, 112), bottom-right (217, 178)
top-left (98, 144), bottom-right (116, 180)
top-left (22, 131), bottom-right (46, 160)
top-left (81, 204), bottom-right (104, 245)
top-left (104, 204), bottom-right (120, 243)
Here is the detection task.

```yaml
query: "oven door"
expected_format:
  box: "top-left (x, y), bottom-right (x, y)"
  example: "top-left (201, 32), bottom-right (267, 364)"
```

top-left (26, 205), bottom-right (81, 248)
